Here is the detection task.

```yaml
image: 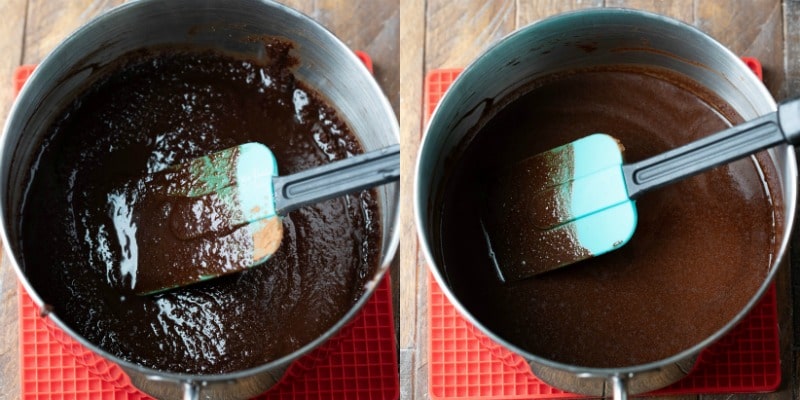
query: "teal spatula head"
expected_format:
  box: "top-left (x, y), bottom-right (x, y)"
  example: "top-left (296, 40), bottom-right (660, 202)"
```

top-left (484, 134), bottom-right (637, 282)
top-left (485, 99), bottom-right (800, 282)
top-left (161, 142), bottom-right (281, 239)
top-left (133, 143), bottom-right (283, 295)
top-left (130, 142), bottom-right (400, 295)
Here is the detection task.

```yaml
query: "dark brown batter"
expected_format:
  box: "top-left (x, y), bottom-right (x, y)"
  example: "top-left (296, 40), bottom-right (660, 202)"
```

top-left (21, 44), bottom-right (381, 373)
top-left (437, 67), bottom-right (780, 368)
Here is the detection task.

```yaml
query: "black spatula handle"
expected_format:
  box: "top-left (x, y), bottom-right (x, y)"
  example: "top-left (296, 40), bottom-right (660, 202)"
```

top-left (623, 98), bottom-right (800, 199)
top-left (273, 144), bottom-right (400, 215)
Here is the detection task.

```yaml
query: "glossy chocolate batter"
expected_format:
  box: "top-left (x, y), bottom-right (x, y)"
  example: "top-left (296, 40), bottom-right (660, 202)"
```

top-left (437, 67), bottom-right (781, 368)
top-left (21, 44), bottom-right (381, 373)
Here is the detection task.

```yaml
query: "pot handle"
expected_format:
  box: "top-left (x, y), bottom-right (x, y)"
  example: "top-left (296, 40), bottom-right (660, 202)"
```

top-left (183, 381), bottom-right (200, 400)
top-left (610, 375), bottom-right (628, 400)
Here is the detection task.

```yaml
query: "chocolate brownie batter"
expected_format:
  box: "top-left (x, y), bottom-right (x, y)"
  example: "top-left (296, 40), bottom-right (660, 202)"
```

top-left (437, 67), bottom-right (781, 368)
top-left (20, 44), bottom-right (381, 373)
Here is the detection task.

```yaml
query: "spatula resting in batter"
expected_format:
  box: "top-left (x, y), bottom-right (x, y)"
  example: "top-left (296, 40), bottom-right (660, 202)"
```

top-left (130, 143), bottom-right (399, 295)
top-left (484, 99), bottom-right (800, 283)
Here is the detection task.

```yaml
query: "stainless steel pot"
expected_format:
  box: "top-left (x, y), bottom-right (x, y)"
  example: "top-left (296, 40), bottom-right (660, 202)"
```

top-left (414, 9), bottom-right (796, 400)
top-left (0, 1), bottom-right (399, 399)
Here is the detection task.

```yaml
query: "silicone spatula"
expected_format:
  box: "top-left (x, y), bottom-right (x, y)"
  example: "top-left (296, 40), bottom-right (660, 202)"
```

top-left (485, 99), bottom-right (800, 283)
top-left (132, 143), bottom-right (399, 295)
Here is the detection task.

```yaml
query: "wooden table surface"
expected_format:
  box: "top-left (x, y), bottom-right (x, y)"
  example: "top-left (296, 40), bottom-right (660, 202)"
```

top-left (399, 1), bottom-right (800, 399)
top-left (0, 1), bottom-right (398, 398)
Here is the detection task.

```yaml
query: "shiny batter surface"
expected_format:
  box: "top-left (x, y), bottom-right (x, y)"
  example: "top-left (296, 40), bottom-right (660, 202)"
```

top-left (437, 68), bottom-right (780, 368)
top-left (21, 46), bottom-right (381, 373)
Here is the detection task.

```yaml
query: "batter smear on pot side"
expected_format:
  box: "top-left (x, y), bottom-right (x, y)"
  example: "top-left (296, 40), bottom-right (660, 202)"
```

top-left (438, 67), bottom-right (781, 368)
top-left (20, 45), bottom-right (381, 373)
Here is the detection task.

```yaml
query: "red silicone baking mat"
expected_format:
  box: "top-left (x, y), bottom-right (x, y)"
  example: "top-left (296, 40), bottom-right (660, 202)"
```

top-left (19, 276), bottom-right (397, 400)
top-left (425, 58), bottom-right (781, 399)
top-left (14, 59), bottom-right (398, 400)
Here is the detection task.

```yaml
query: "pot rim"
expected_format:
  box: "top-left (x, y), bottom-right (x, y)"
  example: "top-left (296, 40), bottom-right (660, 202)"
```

top-left (414, 7), bottom-right (796, 379)
top-left (0, 0), bottom-right (400, 384)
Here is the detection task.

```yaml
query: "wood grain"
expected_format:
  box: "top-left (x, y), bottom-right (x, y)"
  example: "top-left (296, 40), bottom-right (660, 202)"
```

top-left (605, 0), bottom-right (694, 23)
top-left (0, 257), bottom-right (19, 400)
top-left (424, 0), bottom-right (516, 70)
top-left (0, 1), bottom-right (23, 386)
top-left (785, 0), bottom-right (800, 100)
top-left (23, 0), bottom-right (124, 64)
top-left (0, 0), bottom-right (26, 129)
top-left (517, 0), bottom-right (603, 25)
top-left (695, 0), bottom-right (785, 95)
top-left (399, 0), bottom-right (425, 398)
top-left (282, 0), bottom-right (400, 117)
